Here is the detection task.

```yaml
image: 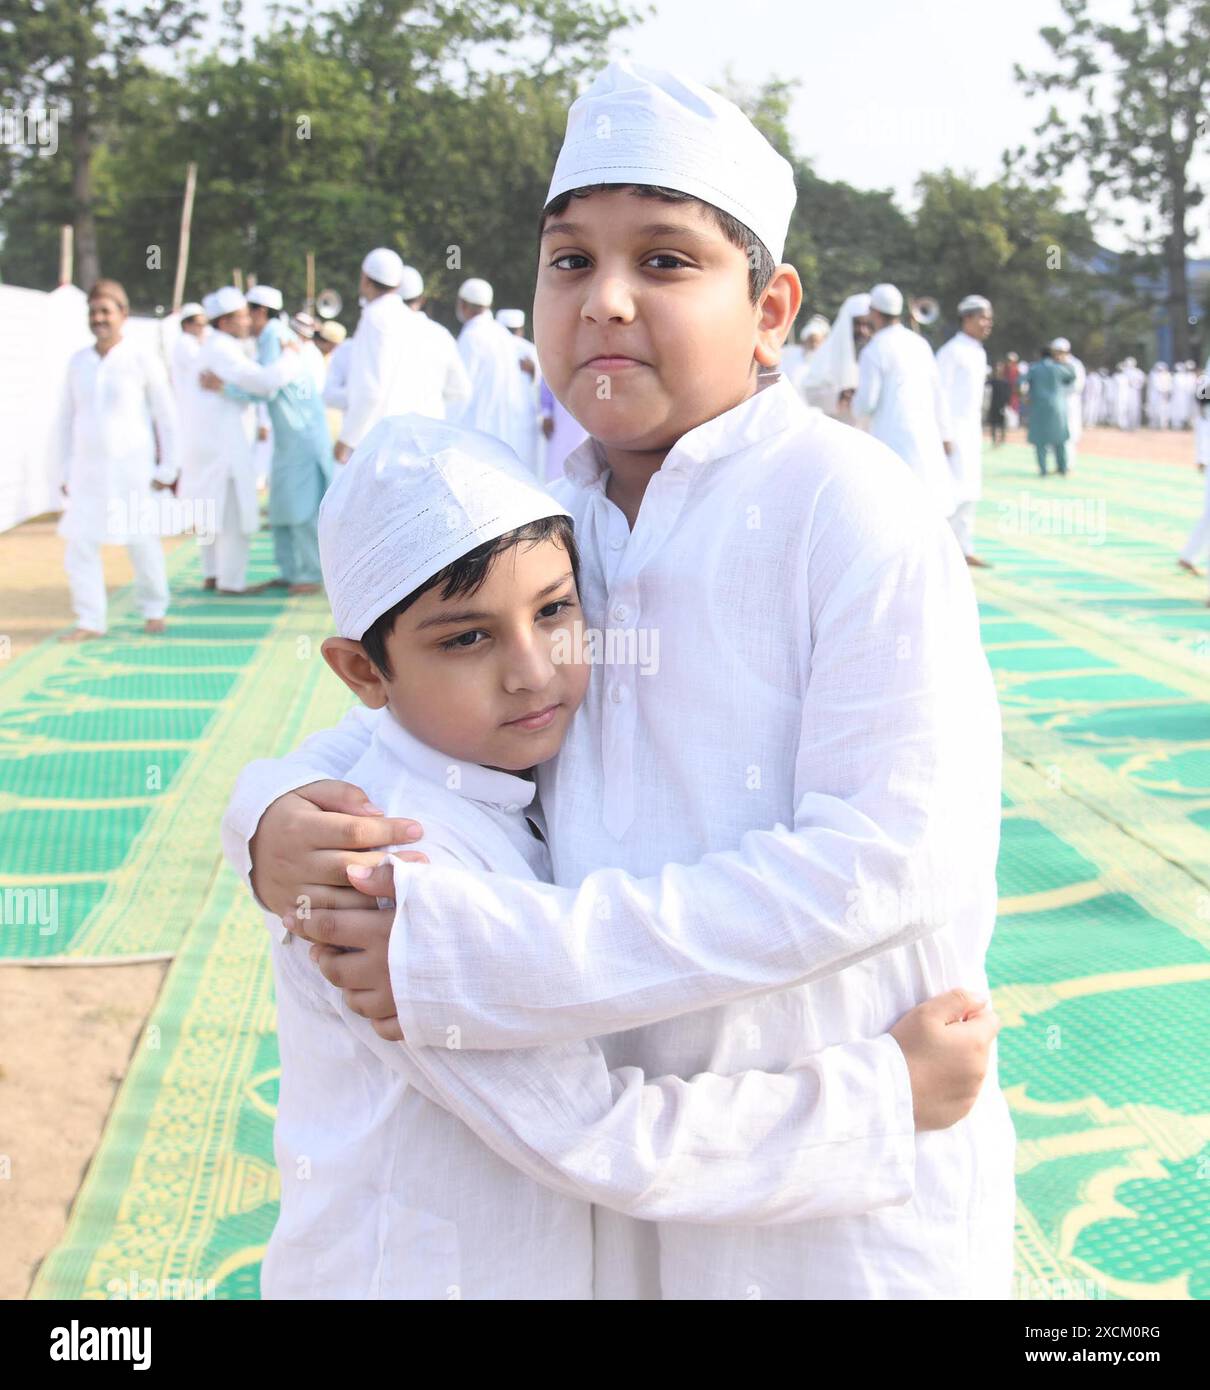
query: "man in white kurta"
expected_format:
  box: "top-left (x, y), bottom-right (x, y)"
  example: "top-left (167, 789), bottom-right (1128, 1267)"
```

top-left (497, 307), bottom-right (543, 475)
top-left (334, 249), bottom-right (432, 464)
top-left (224, 378), bottom-right (1016, 1300)
top-left (936, 295), bottom-right (992, 566)
top-left (398, 266), bottom-right (473, 422)
top-left (453, 278), bottom-right (532, 450)
top-left (1178, 357), bottom-right (1210, 580)
top-left (800, 296), bottom-right (869, 421)
top-left (1063, 344), bottom-right (1086, 473)
top-left (191, 287), bottom-right (303, 593)
top-left (853, 283), bottom-right (956, 519)
top-left (55, 279), bottom-right (180, 639)
top-left (170, 302), bottom-right (215, 587)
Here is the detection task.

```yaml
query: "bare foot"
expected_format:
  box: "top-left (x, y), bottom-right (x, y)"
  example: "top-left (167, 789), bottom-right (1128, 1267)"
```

top-left (1178, 558), bottom-right (1201, 576)
top-left (965, 555), bottom-right (992, 568)
top-left (288, 583), bottom-right (322, 595)
top-left (144, 618), bottom-right (167, 635)
top-left (58, 628), bottom-right (105, 643)
top-left (202, 577), bottom-right (217, 591)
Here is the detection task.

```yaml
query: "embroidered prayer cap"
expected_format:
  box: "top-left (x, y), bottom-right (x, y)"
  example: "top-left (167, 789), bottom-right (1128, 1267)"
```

top-left (318, 413), bottom-right (571, 640)
top-left (869, 283), bottom-right (904, 316)
top-left (246, 284), bottom-right (283, 311)
top-left (398, 265), bottom-right (424, 300)
top-left (362, 248), bottom-right (405, 288)
top-left (545, 61), bottom-right (796, 263)
top-left (203, 286), bottom-right (246, 321)
top-left (458, 277), bottom-right (494, 307)
top-left (496, 308), bottom-right (526, 329)
top-left (957, 294), bottom-right (991, 316)
top-left (178, 301), bottom-right (205, 321)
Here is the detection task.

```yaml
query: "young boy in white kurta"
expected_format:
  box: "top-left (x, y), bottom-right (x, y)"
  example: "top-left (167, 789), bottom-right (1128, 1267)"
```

top-left (254, 413), bottom-right (997, 1300)
top-left (227, 64), bottom-right (1016, 1300)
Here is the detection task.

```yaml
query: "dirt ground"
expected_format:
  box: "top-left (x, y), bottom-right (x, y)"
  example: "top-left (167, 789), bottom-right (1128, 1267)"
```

top-left (0, 426), bottom-right (1200, 1301)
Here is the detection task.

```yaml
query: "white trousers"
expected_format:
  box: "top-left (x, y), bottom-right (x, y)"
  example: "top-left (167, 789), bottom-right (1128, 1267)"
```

top-left (949, 499), bottom-right (977, 557)
top-left (198, 477), bottom-right (252, 591)
top-left (64, 536), bottom-right (170, 634)
top-left (1179, 464), bottom-right (1210, 564)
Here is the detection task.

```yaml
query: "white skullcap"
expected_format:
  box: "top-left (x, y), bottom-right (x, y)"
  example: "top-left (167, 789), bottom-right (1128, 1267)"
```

top-left (869, 283), bottom-right (904, 316)
top-left (290, 312), bottom-right (317, 338)
top-left (246, 284), bottom-right (283, 311)
top-left (362, 248), bottom-right (405, 288)
top-left (545, 61), bottom-right (796, 263)
top-left (178, 301), bottom-right (205, 320)
top-left (496, 308), bottom-right (526, 329)
top-left (1049, 337), bottom-right (1071, 352)
top-left (398, 265), bottom-right (424, 300)
top-left (458, 277), bottom-right (494, 307)
top-left (317, 321), bottom-right (347, 345)
top-left (319, 414), bottom-right (570, 641)
top-left (958, 294), bottom-right (991, 316)
top-left (203, 286), bottom-right (246, 321)
top-left (1153, 360), bottom-right (1168, 370)
top-left (800, 314), bottom-right (830, 340)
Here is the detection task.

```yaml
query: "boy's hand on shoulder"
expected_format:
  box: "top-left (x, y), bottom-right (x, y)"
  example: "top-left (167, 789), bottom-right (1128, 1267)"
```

top-left (250, 779), bottom-right (423, 918)
top-left (889, 988), bottom-right (999, 1132)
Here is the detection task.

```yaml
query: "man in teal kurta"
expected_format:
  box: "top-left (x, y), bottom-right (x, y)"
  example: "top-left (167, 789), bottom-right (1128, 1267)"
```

top-left (219, 285), bottom-right (333, 592)
top-left (1026, 338), bottom-right (1078, 477)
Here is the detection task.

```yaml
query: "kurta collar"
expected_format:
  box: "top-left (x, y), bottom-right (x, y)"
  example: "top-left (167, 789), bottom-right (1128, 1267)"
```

top-left (561, 374), bottom-right (808, 492)
top-left (374, 712), bottom-right (537, 814)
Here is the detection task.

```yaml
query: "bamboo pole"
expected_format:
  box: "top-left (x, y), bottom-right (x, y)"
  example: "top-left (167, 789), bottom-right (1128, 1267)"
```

top-left (171, 161), bottom-right (197, 313)
top-left (58, 225), bottom-right (73, 286)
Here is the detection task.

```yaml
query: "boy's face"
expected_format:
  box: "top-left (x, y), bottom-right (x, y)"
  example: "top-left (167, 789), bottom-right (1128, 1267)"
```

top-left (535, 188), bottom-right (795, 452)
top-left (326, 536), bottom-right (589, 773)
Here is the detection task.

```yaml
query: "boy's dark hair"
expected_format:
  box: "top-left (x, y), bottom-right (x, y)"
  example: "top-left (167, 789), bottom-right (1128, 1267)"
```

top-left (360, 515), bottom-right (580, 679)
top-left (540, 184), bottom-right (775, 303)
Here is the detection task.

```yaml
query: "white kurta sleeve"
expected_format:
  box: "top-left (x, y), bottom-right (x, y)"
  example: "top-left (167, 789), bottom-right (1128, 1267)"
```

top-left (323, 346), bottom-right (350, 411)
top-left (851, 341), bottom-right (881, 422)
top-left (358, 998), bottom-right (916, 1224)
top-left (144, 353), bottom-right (180, 486)
top-left (442, 337), bottom-right (473, 416)
top-left (220, 703), bottom-right (380, 898)
top-left (932, 357), bottom-right (953, 442)
top-left (387, 507), bottom-right (995, 1049)
top-left (217, 344), bottom-right (302, 397)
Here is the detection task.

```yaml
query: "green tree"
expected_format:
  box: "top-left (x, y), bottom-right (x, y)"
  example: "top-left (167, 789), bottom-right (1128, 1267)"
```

top-left (0, 0), bottom-right (204, 286)
top-left (1013, 0), bottom-right (1210, 361)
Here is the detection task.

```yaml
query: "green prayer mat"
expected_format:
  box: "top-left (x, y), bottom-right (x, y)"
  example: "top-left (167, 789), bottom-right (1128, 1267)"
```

top-left (23, 450), bottom-right (1210, 1297)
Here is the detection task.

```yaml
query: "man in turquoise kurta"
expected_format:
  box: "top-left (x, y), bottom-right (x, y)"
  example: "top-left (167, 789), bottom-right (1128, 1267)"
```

top-left (221, 285), bottom-right (333, 592)
top-left (1026, 338), bottom-right (1078, 477)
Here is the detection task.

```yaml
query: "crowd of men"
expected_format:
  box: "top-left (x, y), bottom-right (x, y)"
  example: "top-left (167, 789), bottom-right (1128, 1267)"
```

top-left (780, 289), bottom-right (1210, 579)
top-left (51, 260), bottom-right (1210, 639)
top-left (53, 249), bottom-right (588, 639)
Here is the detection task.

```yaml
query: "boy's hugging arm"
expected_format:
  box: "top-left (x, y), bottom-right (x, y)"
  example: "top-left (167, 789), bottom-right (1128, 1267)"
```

top-left (385, 487), bottom-right (998, 1050)
top-left (220, 702), bottom-right (381, 902)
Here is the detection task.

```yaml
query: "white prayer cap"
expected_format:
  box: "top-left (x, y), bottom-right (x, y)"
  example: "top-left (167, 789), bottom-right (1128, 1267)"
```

top-left (362, 248), bottom-right (405, 288)
top-left (246, 284), bottom-right (283, 311)
top-left (1049, 336), bottom-right (1071, 352)
top-left (319, 414), bottom-right (570, 641)
top-left (203, 286), bottom-right (246, 321)
top-left (1153, 360), bottom-right (1168, 370)
top-left (869, 283), bottom-right (904, 316)
top-left (799, 313), bottom-right (830, 341)
top-left (291, 311), bottom-right (317, 338)
top-left (496, 308), bottom-right (526, 329)
top-left (178, 301), bottom-right (205, 320)
top-left (317, 320), bottom-right (347, 345)
top-left (458, 277), bottom-right (494, 307)
top-left (398, 265), bottom-right (424, 300)
top-left (545, 61), bottom-right (796, 263)
top-left (958, 294), bottom-right (992, 316)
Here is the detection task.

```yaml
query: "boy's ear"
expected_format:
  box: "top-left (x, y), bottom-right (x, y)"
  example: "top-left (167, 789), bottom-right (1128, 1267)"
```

top-left (755, 264), bottom-right (803, 370)
top-left (321, 637), bottom-right (388, 708)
